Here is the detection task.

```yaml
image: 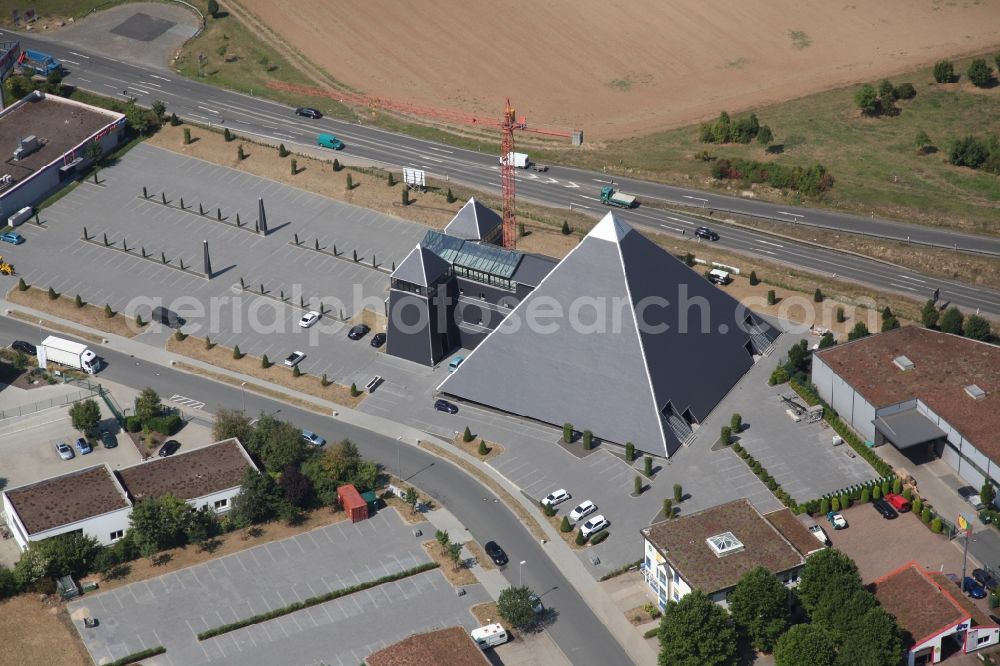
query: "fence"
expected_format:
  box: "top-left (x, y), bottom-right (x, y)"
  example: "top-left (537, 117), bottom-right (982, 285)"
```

top-left (0, 386), bottom-right (100, 421)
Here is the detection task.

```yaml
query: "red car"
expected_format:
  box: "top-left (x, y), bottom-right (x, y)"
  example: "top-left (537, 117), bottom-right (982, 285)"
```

top-left (885, 493), bottom-right (911, 512)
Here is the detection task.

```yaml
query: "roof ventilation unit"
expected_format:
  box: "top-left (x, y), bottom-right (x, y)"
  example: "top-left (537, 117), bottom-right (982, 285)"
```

top-left (965, 384), bottom-right (986, 400)
top-left (893, 355), bottom-right (914, 371)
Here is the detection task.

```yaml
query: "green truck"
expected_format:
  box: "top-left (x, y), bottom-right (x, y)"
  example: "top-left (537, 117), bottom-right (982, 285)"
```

top-left (600, 186), bottom-right (637, 209)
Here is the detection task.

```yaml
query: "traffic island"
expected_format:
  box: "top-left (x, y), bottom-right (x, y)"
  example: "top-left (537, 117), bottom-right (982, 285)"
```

top-left (451, 432), bottom-right (504, 462)
top-left (421, 540), bottom-right (478, 587)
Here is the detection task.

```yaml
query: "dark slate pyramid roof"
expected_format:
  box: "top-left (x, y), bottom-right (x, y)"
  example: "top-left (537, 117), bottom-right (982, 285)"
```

top-left (391, 243), bottom-right (451, 287)
top-left (436, 212), bottom-right (776, 457)
top-left (444, 197), bottom-right (503, 241)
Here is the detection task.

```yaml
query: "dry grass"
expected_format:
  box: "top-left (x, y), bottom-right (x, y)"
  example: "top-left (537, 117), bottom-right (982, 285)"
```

top-left (419, 440), bottom-right (548, 542)
top-left (452, 432), bottom-right (505, 463)
top-left (0, 595), bottom-right (89, 666)
top-left (421, 540), bottom-right (478, 587)
top-left (6, 310), bottom-right (103, 346)
top-left (543, 512), bottom-right (589, 551)
top-left (471, 601), bottom-right (502, 627)
top-left (625, 604), bottom-right (661, 626)
top-left (381, 495), bottom-right (426, 525)
top-left (166, 334), bottom-right (363, 408)
top-left (464, 539), bottom-right (495, 571)
top-left (88, 509), bottom-right (348, 594)
top-left (7, 286), bottom-right (140, 338)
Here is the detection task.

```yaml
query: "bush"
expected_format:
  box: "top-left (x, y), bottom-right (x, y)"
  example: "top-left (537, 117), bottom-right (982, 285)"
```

top-left (748, 271), bottom-right (759, 286)
top-left (560, 516), bottom-right (571, 532)
top-left (831, 497), bottom-right (840, 511)
top-left (860, 486), bottom-right (870, 504)
top-left (590, 530), bottom-right (610, 545)
top-left (124, 415), bottom-right (142, 432)
top-left (582, 430), bottom-right (593, 450)
top-left (107, 647), bottom-right (166, 666)
top-left (237, 144), bottom-right (246, 160)
top-left (562, 423), bottom-right (573, 443)
top-left (104, 304), bottom-right (115, 318)
top-left (346, 173), bottom-right (354, 189)
top-left (232, 345), bottom-right (243, 359)
top-left (674, 483), bottom-right (683, 503)
top-left (292, 365), bottom-right (301, 377)
top-left (950, 136), bottom-right (990, 169)
top-left (478, 440), bottom-right (488, 456)
top-left (663, 498), bottom-right (673, 519)
top-left (933, 60), bottom-right (955, 83)
top-left (813, 288), bottom-right (824, 303)
top-left (261, 354), bottom-right (271, 368)
top-left (710, 157), bottom-right (834, 195)
top-left (819, 498), bottom-right (830, 515)
top-left (320, 373), bottom-right (330, 387)
top-left (541, 500), bottom-right (555, 517)
top-left (644, 456), bottom-right (653, 476)
top-left (332, 158), bottom-right (342, 171)
top-left (872, 484), bottom-right (882, 500)
top-left (634, 475), bottom-right (643, 495)
top-left (967, 59), bottom-right (993, 88)
top-left (731, 413), bottom-right (742, 432)
top-left (135, 313), bottom-right (145, 327)
top-left (625, 442), bottom-right (635, 463)
top-left (350, 383), bottom-right (360, 397)
top-left (147, 413), bottom-right (182, 435)
top-left (769, 366), bottom-right (790, 385)
top-left (912, 496), bottom-right (923, 515)
top-left (169, 112), bottom-right (180, 126)
top-left (575, 530), bottom-right (586, 546)
top-left (903, 487), bottom-right (913, 501)
top-left (401, 188), bottom-right (409, 206)
top-left (462, 426), bottom-right (474, 443)
top-left (836, 307), bottom-right (845, 323)
top-left (894, 82), bottom-right (917, 100)
top-left (854, 84), bottom-right (879, 116)
top-left (931, 517), bottom-right (943, 534)
top-left (278, 143), bottom-right (289, 157)
top-left (387, 172), bottom-right (396, 186)
top-left (921, 507), bottom-right (932, 524)
top-left (720, 426), bottom-right (732, 444)
top-left (47, 286), bottom-right (58, 300)
top-left (223, 128), bottom-right (233, 142)
top-left (892, 478), bottom-right (902, 495)
top-left (290, 158), bottom-right (297, 175)
top-left (561, 220), bottom-right (571, 235)
top-left (446, 188), bottom-right (456, 203)
top-left (767, 289), bottom-right (776, 305)
top-left (183, 127), bottom-right (191, 144)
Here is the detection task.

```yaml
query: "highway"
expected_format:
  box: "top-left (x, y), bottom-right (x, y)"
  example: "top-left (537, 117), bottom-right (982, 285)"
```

top-left (8, 32), bottom-right (1000, 316)
top-left (0, 315), bottom-right (634, 665)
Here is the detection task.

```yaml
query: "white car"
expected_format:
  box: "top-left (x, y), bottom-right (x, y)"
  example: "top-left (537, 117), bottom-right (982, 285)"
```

top-left (808, 524), bottom-right (830, 546)
top-left (284, 351), bottom-right (306, 367)
top-left (302, 430), bottom-right (326, 447)
top-left (541, 489), bottom-right (570, 507)
top-left (580, 515), bottom-right (609, 539)
top-left (569, 500), bottom-right (597, 522)
top-left (55, 441), bottom-right (74, 460)
top-left (299, 311), bottom-right (321, 328)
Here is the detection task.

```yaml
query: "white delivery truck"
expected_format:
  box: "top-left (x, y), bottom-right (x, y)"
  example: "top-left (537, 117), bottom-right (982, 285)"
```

top-left (501, 152), bottom-right (530, 169)
top-left (471, 623), bottom-right (508, 649)
top-left (39, 336), bottom-right (102, 374)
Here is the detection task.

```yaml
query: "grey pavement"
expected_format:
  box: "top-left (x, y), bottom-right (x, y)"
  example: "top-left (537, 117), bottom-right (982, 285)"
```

top-left (68, 509), bottom-right (489, 666)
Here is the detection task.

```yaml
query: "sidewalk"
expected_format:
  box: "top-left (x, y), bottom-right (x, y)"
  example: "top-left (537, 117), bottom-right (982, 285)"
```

top-left (2, 298), bottom-right (657, 665)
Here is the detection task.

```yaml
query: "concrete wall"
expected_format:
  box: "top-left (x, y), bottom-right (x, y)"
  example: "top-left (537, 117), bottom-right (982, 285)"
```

top-left (813, 356), bottom-right (876, 441)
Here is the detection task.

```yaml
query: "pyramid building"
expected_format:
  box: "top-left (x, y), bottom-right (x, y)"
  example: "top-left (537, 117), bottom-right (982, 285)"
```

top-left (436, 212), bottom-right (778, 457)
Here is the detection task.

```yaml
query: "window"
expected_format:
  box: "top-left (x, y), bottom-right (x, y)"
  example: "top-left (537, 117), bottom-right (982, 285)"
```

top-left (979, 635), bottom-right (992, 646)
top-left (673, 570), bottom-right (681, 584)
top-left (672, 589), bottom-right (680, 601)
top-left (109, 529), bottom-right (124, 542)
top-left (214, 498), bottom-right (229, 511)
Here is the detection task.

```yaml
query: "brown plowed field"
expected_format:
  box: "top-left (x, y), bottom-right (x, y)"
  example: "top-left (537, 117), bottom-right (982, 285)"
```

top-left (238, 0), bottom-right (1000, 139)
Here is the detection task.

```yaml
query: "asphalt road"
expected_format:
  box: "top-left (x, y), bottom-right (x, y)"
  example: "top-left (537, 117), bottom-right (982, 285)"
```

top-left (0, 316), bottom-right (633, 666)
top-left (6, 32), bottom-right (1000, 317)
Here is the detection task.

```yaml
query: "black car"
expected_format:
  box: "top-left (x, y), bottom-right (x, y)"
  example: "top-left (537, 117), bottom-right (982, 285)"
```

top-left (973, 568), bottom-right (999, 591)
top-left (434, 399), bottom-right (458, 414)
top-left (157, 439), bottom-right (181, 457)
top-left (11, 340), bottom-right (36, 356)
top-left (872, 498), bottom-right (898, 519)
top-left (484, 540), bottom-right (508, 566)
top-left (694, 226), bottom-right (720, 241)
top-left (295, 107), bottom-right (322, 119)
top-left (348, 324), bottom-right (370, 340)
top-left (100, 430), bottom-right (118, 449)
top-left (370, 332), bottom-right (386, 348)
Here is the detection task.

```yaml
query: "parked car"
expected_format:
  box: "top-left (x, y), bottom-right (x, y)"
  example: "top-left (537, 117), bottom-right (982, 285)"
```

top-left (808, 524), bottom-right (830, 546)
top-left (569, 500), bottom-right (597, 522)
top-left (529, 593), bottom-right (544, 614)
top-left (284, 351), bottom-right (306, 367)
top-left (707, 269), bottom-right (732, 285)
top-left (434, 399), bottom-right (458, 414)
top-left (348, 324), bottom-right (370, 340)
top-left (100, 430), bottom-right (117, 449)
top-left (884, 493), bottom-right (911, 512)
top-left (581, 515), bottom-right (609, 539)
top-left (55, 441), bottom-right (74, 460)
top-left (75, 437), bottom-right (92, 455)
top-left (827, 511), bottom-right (848, 530)
top-left (10, 340), bottom-right (36, 355)
top-left (0, 231), bottom-right (25, 245)
top-left (302, 430), bottom-right (326, 447)
top-left (295, 107), bottom-right (322, 119)
top-left (152, 306), bottom-right (185, 329)
top-left (872, 499), bottom-right (898, 519)
top-left (694, 226), bottom-right (719, 241)
top-left (299, 311), bottom-right (321, 328)
top-left (370, 332), bottom-right (386, 348)
top-left (484, 540), bottom-right (508, 566)
top-left (963, 577), bottom-right (988, 599)
top-left (973, 568), bottom-right (999, 591)
top-left (541, 489), bottom-right (570, 507)
top-left (158, 439), bottom-right (181, 457)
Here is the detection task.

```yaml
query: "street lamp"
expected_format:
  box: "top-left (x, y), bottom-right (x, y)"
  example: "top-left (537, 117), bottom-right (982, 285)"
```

top-left (519, 560), bottom-right (527, 587)
top-left (240, 381), bottom-right (246, 413)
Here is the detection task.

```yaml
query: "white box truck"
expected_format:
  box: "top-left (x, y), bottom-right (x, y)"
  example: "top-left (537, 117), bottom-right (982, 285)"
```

top-left (501, 152), bottom-right (529, 169)
top-left (39, 336), bottom-right (102, 374)
top-left (471, 623), bottom-right (508, 649)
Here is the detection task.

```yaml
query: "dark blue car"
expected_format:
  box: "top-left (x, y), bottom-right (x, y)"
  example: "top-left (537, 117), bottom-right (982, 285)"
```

top-left (963, 577), bottom-right (987, 599)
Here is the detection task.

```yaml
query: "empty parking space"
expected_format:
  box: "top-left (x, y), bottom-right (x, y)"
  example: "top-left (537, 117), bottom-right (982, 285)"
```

top-left (69, 509), bottom-right (488, 666)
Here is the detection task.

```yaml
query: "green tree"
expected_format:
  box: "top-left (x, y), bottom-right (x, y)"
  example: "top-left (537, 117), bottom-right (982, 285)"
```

top-left (31, 532), bottom-right (101, 579)
top-left (950, 136), bottom-right (990, 169)
top-left (560, 515), bottom-right (571, 532)
top-left (246, 414), bottom-right (307, 473)
top-left (981, 481), bottom-right (996, 507)
top-left (933, 60), bottom-right (955, 83)
top-left (207, 0), bottom-right (220, 18)
top-left (128, 494), bottom-right (192, 557)
top-left (894, 82), bottom-right (917, 100)
top-left (83, 140), bottom-right (103, 163)
top-left (447, 541), bottom-right (463, 570)
top-left (674, 483), bottom-right (684, 503)
top-left (0, 564), bottom-right (17, 599)
top-left (69, 399), bottom-right (101, 435)
top-left (967, 58), bottom-right (993, 88)
top-left (914, 129), bottom-right (932, 153)
top-left (561, 220), bottom-right (571, 235)
top-left (836, 607), bottom-right (903, 666)
top-left (773, 624), bottom-right (836, 666)
top-left (810, 586), bottom-right (877, 644)
top-left (435, 529), bottom-right (450, 548)
top-left (213, 408), bottom-right (253, 442)
top-left (125, 101), bottom-right (151, 135)
top-left (278, 464), bottom-right (312, 507)
top-left (13, 547), bottom-right (49, 589)
top-left (658, 589), bottom-right (737, 666)
top-left (847, 322), bottom-right (870, 341)
top-left (813, 288), bottom-right (824, 303)
top-left (877, 79), bottom-right (896, 103)
top-left (797, 548), bottom-right (861, 614)
top-left (462, 426), bottom-right (474, 442)
top-left (134, 387), bottom-right (162, 424)
top-left (939, 306), bottom-right (964, 335)
top-left (921, 299), bottom-right (939, 328)
top-left (854, 84), bottom-right (879, 116)
top-left (881, 316), bottom-right (899, 332)
top-left (964, 314), bottom-right (991, 341)
top-left (229, 468), bottom-right (284, 528)
top-left (498, 586), bottom-right (539, 629)
top-left (563, 423), bottom-right (573, 443)
top-left (404, 486), bottom-right (419, 513)
top-left (756, 126), bottom-right (773, 146)
top-left (728, 566), bottom-right (789, 652)
top-left (818, 331), bottom-right (836, 349)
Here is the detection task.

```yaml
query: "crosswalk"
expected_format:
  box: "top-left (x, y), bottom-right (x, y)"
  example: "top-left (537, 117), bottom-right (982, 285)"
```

top-left (169, 394), bottom-right (205, 410)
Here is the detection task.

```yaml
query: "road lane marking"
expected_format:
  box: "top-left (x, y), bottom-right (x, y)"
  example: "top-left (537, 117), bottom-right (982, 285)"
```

top-left (889, 283), bottom-right (918, 292)
top-left (756, 240), bottom-right (785, 248)
top-left (197, 105), bottom-right (222, 115)
top-left (149, 74), bottom-right (171, 82)
top-left (68, 51), bottom-right (91, 59)
top-left (897, 274), bottom-right (927, 284)
top-left (62, 59), bottom-right (80, 66)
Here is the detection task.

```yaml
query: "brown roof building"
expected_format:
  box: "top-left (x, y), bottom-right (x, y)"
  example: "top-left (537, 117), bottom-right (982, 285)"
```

top-left (872, 561), bottom-right (999, 664)
top-left (3, 465), bottom-right (130, 537)
top-left (366, 627), bottom-right (488, 666)
top-left (641, 499), bottom-right (818, 606)
top-left (117, 438), bottom-right (255, 503)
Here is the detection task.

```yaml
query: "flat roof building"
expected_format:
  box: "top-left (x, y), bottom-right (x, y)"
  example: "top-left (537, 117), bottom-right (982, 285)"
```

top-left (365, 626), bottom-right (488, 666)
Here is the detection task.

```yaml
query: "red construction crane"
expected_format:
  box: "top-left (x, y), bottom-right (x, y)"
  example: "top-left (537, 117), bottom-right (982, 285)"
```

top-left (266, 83), bottom-right (580, 249)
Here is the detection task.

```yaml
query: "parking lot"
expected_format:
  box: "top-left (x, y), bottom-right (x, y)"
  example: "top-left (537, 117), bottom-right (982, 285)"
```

top-left (5, 144), bottom-right (427, 384)
top-left (68, 509), bottom-right (488, 666)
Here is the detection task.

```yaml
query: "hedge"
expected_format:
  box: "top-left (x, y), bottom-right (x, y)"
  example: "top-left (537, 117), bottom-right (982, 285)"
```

top-left (108, 647), bottom-right (166, 666)
top-left (599, 559), bottom-right (643, 582)
top-left (731, 441), bottom-right (800, 512)
top-left (146, 413), bottom-right (182, 435)
top-left (590, 530), bottom-right (610, 545)
top-left (124, 415), bottom-right (142, 432)
top-left (644, 627), bottom-right (660, 639)
top-left (197, 562), bottom-right (439, 640)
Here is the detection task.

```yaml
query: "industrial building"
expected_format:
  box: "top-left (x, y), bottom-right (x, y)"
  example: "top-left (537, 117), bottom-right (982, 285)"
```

top-left (0, 91), bottom-right (125, 220)
top-left (813, 326), bottom-right (999, 500)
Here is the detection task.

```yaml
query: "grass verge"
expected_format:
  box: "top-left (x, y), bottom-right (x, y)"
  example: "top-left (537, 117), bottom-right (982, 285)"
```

top-left (421, 540), bottom-right (477, 587)
top-left (170, 361), bottom-right (329, 414)
top-left (108, 647), bottom-right (166, 666)
top-left (7, 286), bottom-right (140, 338)
top-left (452, 432), bottom-right (504, 463)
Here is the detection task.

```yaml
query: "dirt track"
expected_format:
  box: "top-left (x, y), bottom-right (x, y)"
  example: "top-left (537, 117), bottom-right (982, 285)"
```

top-left (237, 0), bottom-right (1000, 140)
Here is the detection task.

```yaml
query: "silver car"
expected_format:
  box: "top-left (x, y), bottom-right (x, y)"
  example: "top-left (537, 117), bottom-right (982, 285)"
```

top-left (55, 441), bottom-right (74, 460)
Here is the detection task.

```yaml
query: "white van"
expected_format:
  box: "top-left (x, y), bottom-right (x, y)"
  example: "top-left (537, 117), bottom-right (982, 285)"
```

top-left (708, 268), bottom-right (732, 285)
top-left (471, 623), bottom-right (508, 649)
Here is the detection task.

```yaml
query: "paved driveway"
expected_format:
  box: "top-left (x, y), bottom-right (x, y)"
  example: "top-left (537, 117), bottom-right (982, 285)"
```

top-left (68, 509), bottom-right (488, 666)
